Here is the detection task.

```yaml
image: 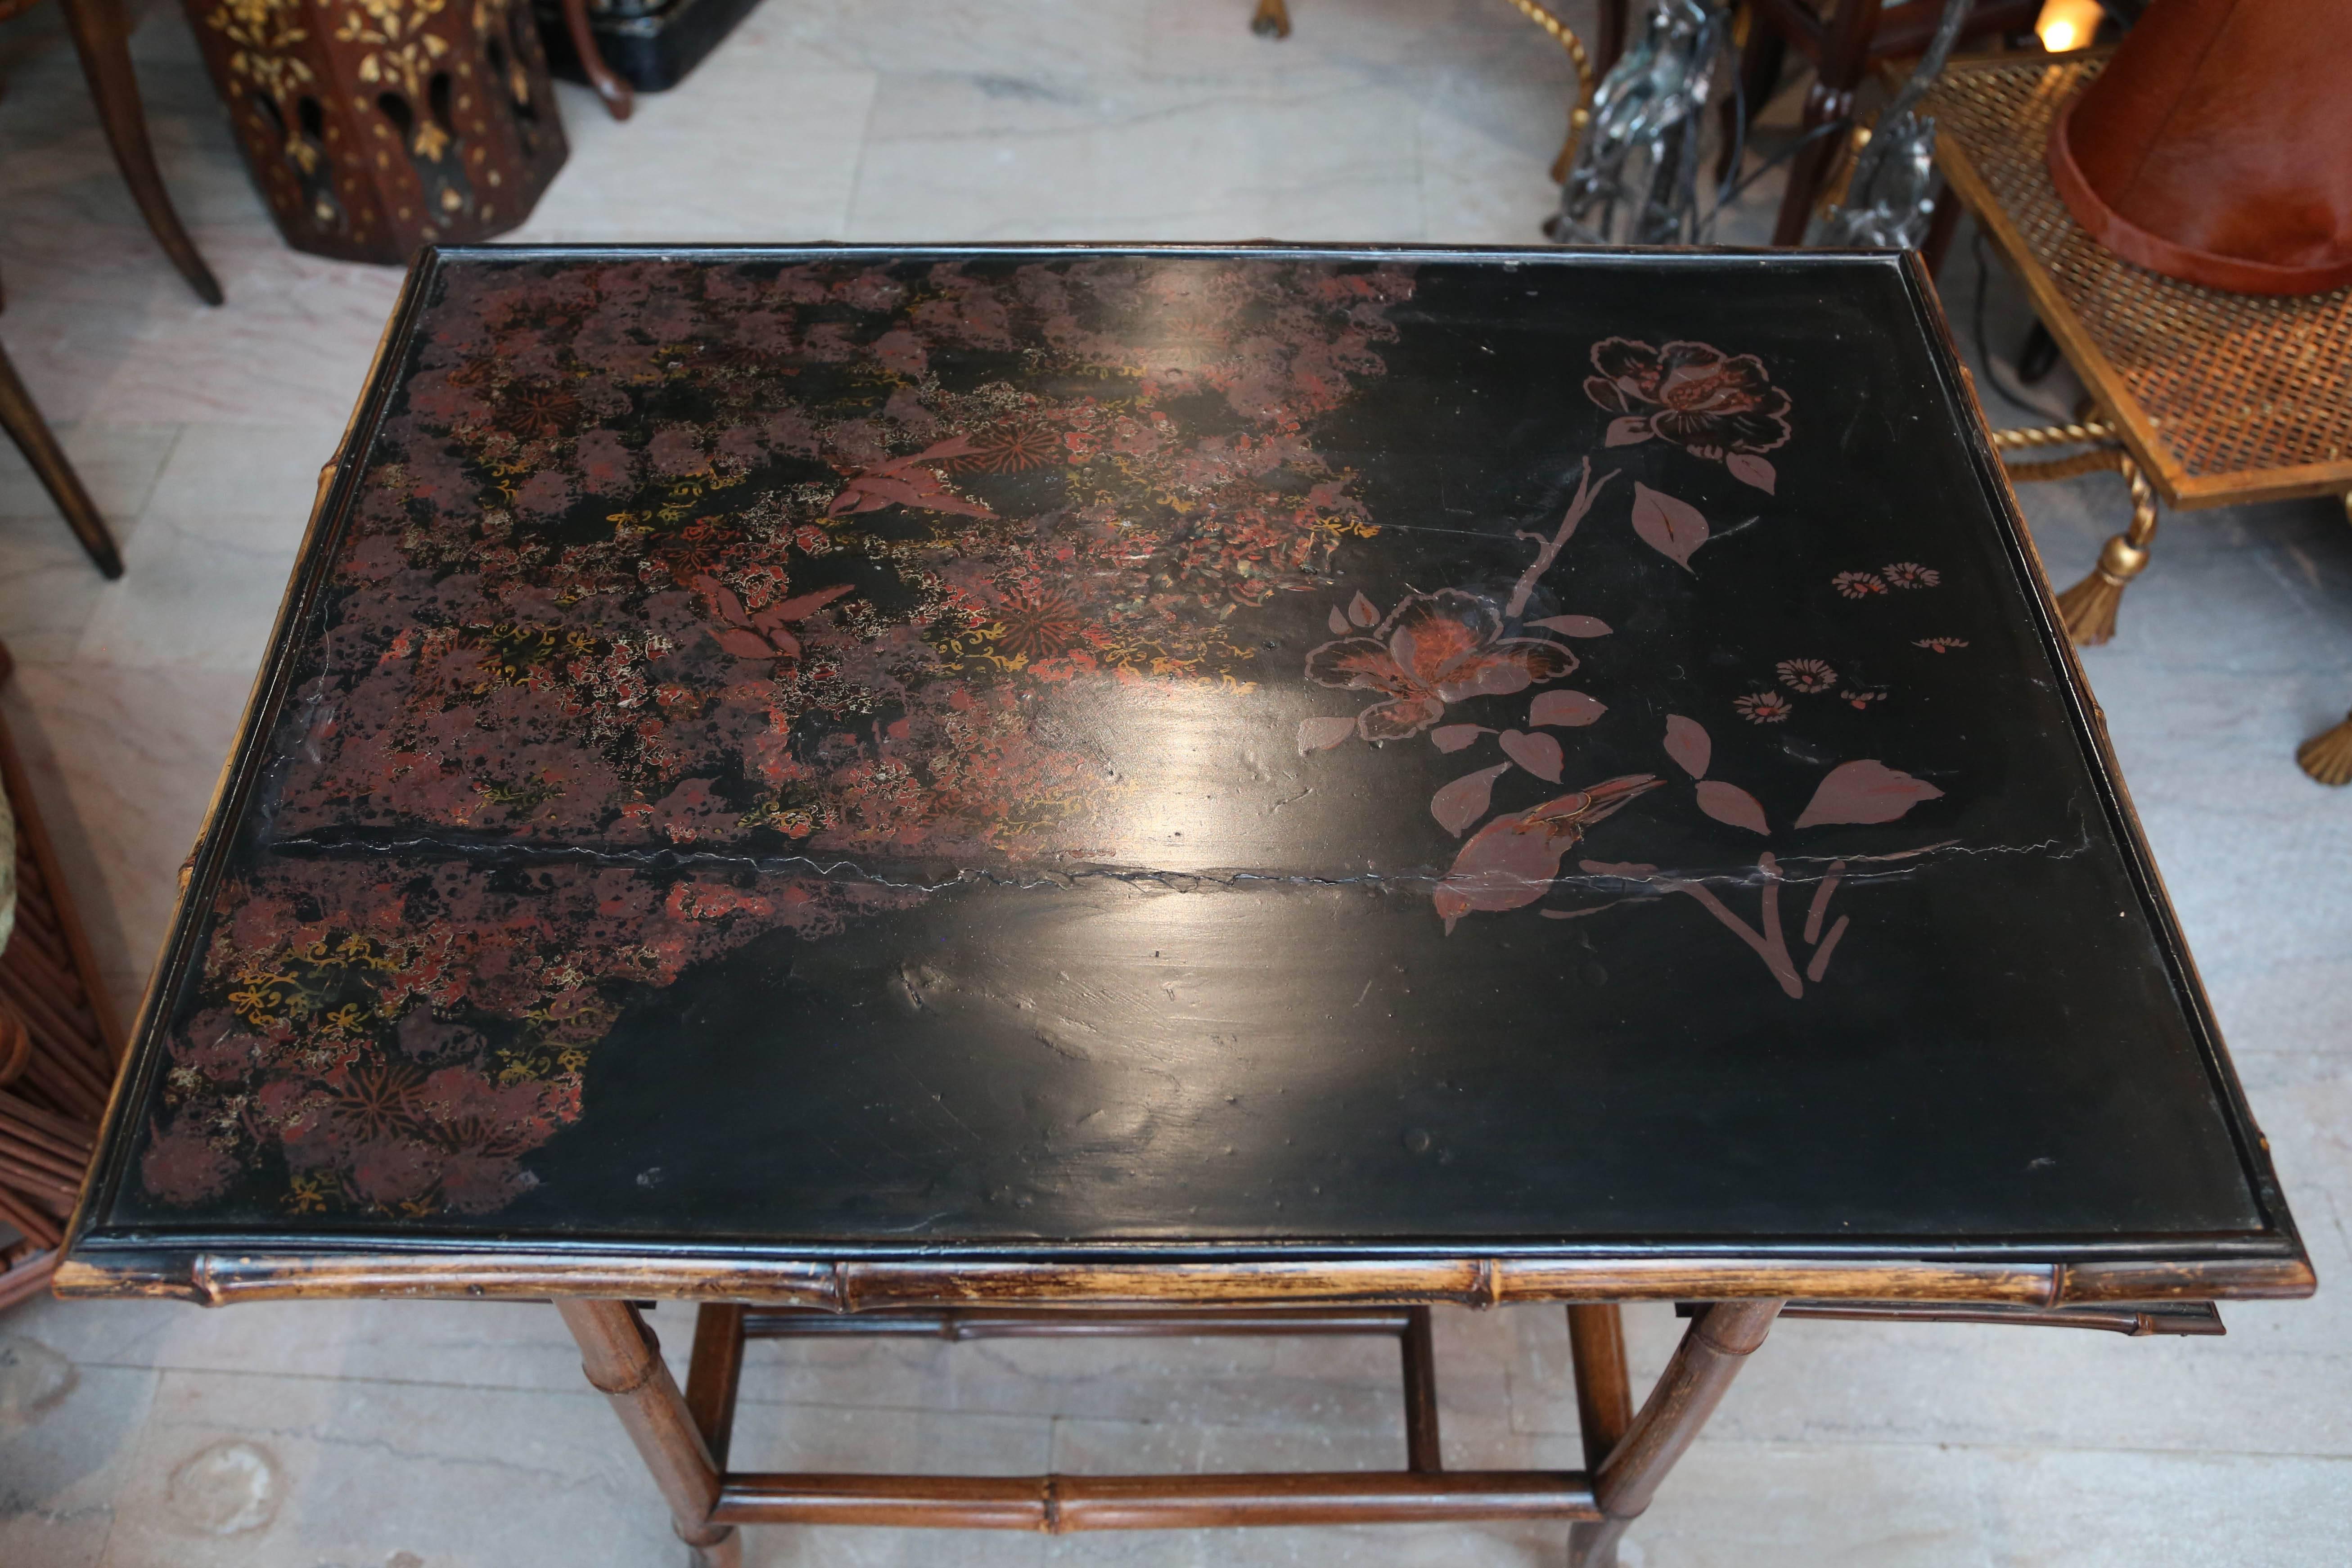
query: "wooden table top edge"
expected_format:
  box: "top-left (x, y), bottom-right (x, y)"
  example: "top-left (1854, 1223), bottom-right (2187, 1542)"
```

top-left (46, 1245), bottom-right (2316, 1309)
top-left (1928, 50), bottom-right (2352, 511)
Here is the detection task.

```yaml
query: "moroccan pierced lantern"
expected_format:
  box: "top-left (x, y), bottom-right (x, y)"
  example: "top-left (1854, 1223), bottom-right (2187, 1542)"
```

top-left (2047, 0), bottom-right (2352, 295)
top-left (186, 0), bottom-right (568, 264)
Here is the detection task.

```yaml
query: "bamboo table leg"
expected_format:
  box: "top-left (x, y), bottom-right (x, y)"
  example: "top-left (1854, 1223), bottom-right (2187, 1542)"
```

top-left (1564, 1302), bottom-right (1636, 1563)
top-left (1568, 1300), bottom-right (1784, 1568)
top-left (559, 1300), bottom-right (741, 1568)
top-left (56, 0), bottom-right (225, 306)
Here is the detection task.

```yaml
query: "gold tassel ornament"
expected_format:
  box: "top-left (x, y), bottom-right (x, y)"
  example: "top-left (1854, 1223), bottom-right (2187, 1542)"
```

top-left (1992, 419), bottom-right (2160, 646)
top-left (2298, 711), bottom-right (2352, 786)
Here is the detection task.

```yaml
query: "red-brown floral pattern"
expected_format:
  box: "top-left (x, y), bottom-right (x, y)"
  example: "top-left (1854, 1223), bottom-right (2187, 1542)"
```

top-left (149, 858), bottom-right (922, 1217)
top-left (1584, 338), bottom-right (1792, 459)
top-left (141, 256), bottom-right (1426, 1221)
top-left (1305, 589), bottom-right (1577, 741)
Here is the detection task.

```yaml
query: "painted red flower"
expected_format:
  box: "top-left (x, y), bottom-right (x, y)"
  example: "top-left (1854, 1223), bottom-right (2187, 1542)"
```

top-left (1832, 570), bottom-right (1886, 599)
top-left (1305, 589), bottom-right (1577, 742)
top-left (1735, 691), bottom-right (1793, 723)
top-left (1775, 658), bottom-right (1837, 694)
top-left (1585, 338), bottom-right (1792, 459)
top-left (1883, 562), bottom-right (1940, 589)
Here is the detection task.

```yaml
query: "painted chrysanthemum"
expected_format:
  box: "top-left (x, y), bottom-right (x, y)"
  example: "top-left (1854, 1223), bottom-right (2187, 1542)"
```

top-left (1883, 562), bottom-right (1940, 589)
top-left (953, 422), bottom-right (1062, 473)
top-left (992, 588), bottom-right (1084, 659)
top-left (1735, 691), bottom-right (1793, 723)
top-left (1832, 571), bottom-right (1886, 599)
top-left (1776, 658), bottom-right (1838, 694)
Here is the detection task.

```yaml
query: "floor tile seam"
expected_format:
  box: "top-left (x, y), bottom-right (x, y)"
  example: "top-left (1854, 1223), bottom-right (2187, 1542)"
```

top-left (858, 77), bottom-right (1428, 140)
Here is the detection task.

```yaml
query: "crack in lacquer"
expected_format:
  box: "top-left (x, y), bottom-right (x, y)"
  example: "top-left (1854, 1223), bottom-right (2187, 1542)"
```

top-left (258, 829), bottom-right (2091, 897)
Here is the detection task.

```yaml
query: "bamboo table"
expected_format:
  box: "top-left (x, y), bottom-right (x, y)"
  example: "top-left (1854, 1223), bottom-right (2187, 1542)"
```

top-left (59, 245), bottom-right (2313, 1565)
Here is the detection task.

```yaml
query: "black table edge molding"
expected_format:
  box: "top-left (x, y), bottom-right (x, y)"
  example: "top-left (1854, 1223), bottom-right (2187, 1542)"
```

top-left (58, 243), bottom-right (2314, 1308)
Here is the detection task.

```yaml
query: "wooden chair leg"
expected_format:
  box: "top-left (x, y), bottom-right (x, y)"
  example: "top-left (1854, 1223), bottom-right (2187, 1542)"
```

top-left (1770, 0), bottom-right (1885, 246)
top-left (55, 0), bottom-right (223, 306)
top-left (559, 0), bottom-right (635, 121)
top-left (1919, 182), bottom-right (1963, 275)
top-left (1568, 1301), bottom-right (1783, 1568)
top-left (0, 340), bottom-right (125, 578)
top-left (1595, 0), bottom-right (1630, 76)
top-left (559, 1300), bottom-right (740, 1566)
top-left (1718, 16), bottom-right (1787, 183)
top-left (1251, 0), bottom-right (1292, 38)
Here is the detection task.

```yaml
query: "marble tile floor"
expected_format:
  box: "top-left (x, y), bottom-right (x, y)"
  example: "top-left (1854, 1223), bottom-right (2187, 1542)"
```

top-left (0, 1), bottom-right (2347, 1564)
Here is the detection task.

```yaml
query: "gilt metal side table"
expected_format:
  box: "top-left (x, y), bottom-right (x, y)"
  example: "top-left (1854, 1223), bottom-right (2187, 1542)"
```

top-left (59, 245), bottom-right (2312, 1566)
top-left (1922, 52), bottom-right (2352, 646)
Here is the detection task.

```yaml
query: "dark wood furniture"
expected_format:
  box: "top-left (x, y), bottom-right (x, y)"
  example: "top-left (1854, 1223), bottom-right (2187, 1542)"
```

top-left (548, 0), bottom-right (634, 120)
top-left (58, 244), bottom-right (2313, 1566)
top-left (0, 643), bottom-right (129, 1311)
top-left (1735, 0), bottom-right (2041, 244)
top-left (0, 335), bottom-right (124, 576)
top-left (534, 0), bottom-right (768, 108)
top-left (0, 0), bottom-right (222, 304)
top-left (178, 0), bottom-right (569, 263)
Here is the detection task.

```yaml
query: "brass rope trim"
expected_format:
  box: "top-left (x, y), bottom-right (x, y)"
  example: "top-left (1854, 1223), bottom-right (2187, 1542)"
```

top-left (1987, 419), bottom-right (2159, 645)
top-left (1500, 0), bottom-right (1598, 181)
top-left (2004, 449), bottom-right (2120, 484)
top-left (1988, 419), bottom-right (2117, 451)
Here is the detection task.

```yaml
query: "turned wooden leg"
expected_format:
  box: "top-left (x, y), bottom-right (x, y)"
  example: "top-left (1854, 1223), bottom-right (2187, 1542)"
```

top-left (0, 339), bottom-right (125, 578)
top-left (559, 1300), bottom-right (740, 1567)
top-left (559, 0), bottom-right (635, 121)
top-left (1567, 1300), bottom-right (1783, 1568)
top-left (56, 0), bottom-right (223, 306)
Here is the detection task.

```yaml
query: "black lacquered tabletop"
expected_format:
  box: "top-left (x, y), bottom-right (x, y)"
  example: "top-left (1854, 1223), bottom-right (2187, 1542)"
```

top-left (69, 246), bottom-right (2300, 1269)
